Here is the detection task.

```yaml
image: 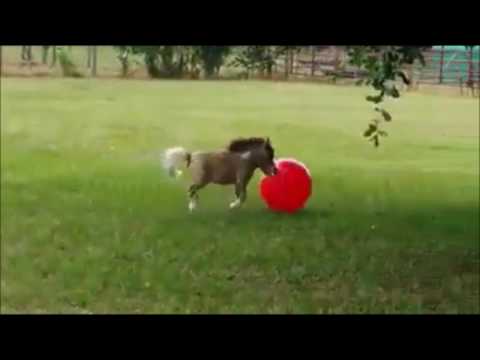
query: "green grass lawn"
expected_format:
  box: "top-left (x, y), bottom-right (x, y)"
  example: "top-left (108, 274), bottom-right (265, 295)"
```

top-left (1, 78), bottom-right (479, 313)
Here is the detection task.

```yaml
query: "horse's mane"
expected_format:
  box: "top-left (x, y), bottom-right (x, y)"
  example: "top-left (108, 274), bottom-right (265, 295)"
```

top-left (227, 137), bottom-right (266, 152)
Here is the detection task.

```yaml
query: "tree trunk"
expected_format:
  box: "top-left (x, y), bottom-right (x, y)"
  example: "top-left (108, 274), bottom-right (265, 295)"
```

top-left (21, 46), bottom-right (32, 61)
top-left (145, 53), bottom-right (161, 78)
top-left (91, 46), bottom-right (97, 77)
top-left (266, 62), bottom-right (273, 78)
top-left (334, 46), bottom-right (341, 71)
top-left (406, 63), bottom-right (414, 91)
top-left (42, 46), bottom-right (49, 64)
top-left (266, 47), bottom-right (273, 78)
top-left (119, 49), bottom-right (129, 77)
top-left (204, 65), bottom-right (215, 79)
top-left (51, 46), bottom-right (57, 67)
top-left (178, 52), bottom-right (185, 77)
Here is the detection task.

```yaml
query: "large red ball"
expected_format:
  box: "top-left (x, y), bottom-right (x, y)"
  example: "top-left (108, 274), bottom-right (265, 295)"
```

top-left (259, 158), bottom-right (312, 213)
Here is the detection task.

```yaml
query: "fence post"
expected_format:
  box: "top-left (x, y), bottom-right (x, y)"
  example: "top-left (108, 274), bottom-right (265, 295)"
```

top-left (311, 46), bottom-right (316, 77)
top-left (467, 46), bottom-right (473, 85)
top-left (284, 52), bottom-right (289, 79)
top-left (439, 45), bottom-right (445, 84)
top-left (334, 46), bottom-right (340, 71)
top-left (477, 46), bottom-right (480, 92)
top-left (87, 46), bottom-right (92, 68)
top-left (289, 49), bottom-right (294, 75)
top-left (91, 46), bottom-right (97, 77)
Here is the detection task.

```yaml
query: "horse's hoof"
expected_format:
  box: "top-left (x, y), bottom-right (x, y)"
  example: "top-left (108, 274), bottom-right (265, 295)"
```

top-left (229, 199), bottom-right (241, 209)
top-left (188, 201), bottom-right (197, 212)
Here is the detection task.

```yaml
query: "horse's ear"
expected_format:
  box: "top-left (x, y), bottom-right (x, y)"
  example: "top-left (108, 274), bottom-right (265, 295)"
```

top-left (265, 137), bottom-right (271, 145)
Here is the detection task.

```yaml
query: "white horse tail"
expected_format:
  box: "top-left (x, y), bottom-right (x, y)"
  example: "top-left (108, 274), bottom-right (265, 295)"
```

top-left (162, 146), bottom-right (191, 178)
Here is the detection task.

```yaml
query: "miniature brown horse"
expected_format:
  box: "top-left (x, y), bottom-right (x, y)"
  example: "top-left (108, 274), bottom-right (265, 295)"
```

top-left (162, 137), bottom-right (278, 211)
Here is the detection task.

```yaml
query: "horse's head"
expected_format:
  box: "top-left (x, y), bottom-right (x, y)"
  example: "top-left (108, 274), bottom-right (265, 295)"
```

top-left (228, 137), bottom-right (278, 176)
top-left (255, 137), bottom-right (278, 176)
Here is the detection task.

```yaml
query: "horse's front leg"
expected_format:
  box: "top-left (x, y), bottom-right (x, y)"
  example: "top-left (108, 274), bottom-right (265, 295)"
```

top-left (230, 181), bottom-right (247, 209)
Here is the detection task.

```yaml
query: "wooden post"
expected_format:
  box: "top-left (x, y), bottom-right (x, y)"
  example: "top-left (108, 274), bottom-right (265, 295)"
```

top-left (476, 46), bottom-right (480, 91)
top-left (477, 47), bottom-right (480, 96)
top-left (478, 46), bottom-right (480, 88)
top-left (87, 46), bottom-right (92, 68)
top-left (439, 46), bottom-right (445, 84)
top-left (289, 49), bottom-right (294, 74)
top-left (311, 46), bottom-right (316, 77)
top-left (334, 46), bottom-right (340, 71)
top-left (91, 46), bottom-right (97, 77)
top-left (467, 46), bottom-right (473, 86)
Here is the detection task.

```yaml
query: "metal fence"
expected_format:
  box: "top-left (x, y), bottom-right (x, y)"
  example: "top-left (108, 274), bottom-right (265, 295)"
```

top-left (413, 47), bottom-right (480, 86)
top-left (280, 46), bottom-right (480, 91)
top-left (1, 46), bottom-right (131, 78)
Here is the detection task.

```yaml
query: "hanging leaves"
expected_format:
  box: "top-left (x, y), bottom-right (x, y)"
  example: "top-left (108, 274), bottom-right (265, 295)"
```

top-left (375, 107), bottom-right (392, 122)
top-left (347, 46), bottom-right (429, 147)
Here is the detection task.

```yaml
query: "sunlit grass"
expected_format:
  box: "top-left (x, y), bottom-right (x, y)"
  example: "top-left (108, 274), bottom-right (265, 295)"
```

top-left (1, 78), bottom-right (478, 313)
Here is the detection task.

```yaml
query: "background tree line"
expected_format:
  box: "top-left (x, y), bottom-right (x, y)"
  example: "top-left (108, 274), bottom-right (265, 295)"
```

top-left (112, 46), bottom-right (305, 79)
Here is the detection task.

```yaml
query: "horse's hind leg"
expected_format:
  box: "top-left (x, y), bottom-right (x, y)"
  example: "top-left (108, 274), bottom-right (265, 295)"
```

top-left (187, 160), bottom-right (208, 212)
top-left (188, 182), bottom-right (206, 212)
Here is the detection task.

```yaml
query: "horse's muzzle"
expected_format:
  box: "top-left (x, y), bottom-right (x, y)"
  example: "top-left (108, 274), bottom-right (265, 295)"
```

top-left (262, 164), bottom-right (278, 177)
top-left (267, 165), bottom-right (278, 176)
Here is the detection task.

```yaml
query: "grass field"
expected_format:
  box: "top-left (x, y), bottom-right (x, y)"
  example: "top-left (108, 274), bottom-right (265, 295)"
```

top-left (1, 78), bottom-right (479, 314)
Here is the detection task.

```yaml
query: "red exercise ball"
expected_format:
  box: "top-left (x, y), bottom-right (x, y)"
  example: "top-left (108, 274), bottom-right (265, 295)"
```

top-left (259, 158), bottom-right (312, 213)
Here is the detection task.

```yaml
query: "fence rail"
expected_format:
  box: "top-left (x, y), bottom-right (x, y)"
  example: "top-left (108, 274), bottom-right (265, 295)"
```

top-left (2, 46), bottom-right (479, 94)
